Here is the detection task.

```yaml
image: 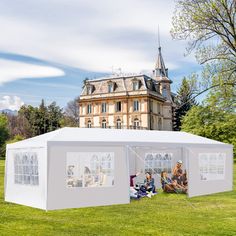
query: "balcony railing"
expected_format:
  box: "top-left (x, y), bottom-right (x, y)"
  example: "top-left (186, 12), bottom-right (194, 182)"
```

top-left (82, 125), bottom-right (148, 130)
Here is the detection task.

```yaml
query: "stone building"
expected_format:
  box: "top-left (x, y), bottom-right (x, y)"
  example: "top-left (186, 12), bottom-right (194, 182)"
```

top-left (79, 46), bottom-right (175, 130)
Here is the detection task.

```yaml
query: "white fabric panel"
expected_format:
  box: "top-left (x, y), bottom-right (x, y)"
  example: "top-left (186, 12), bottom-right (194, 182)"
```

top-left (5, 147), bottom-right (47, 210)
top-left (188, 146), bottom-right (233, 197)
top-left (47, 144), bottom-right (129, 210)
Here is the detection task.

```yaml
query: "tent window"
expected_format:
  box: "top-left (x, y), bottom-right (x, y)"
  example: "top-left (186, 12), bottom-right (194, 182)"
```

top-left (66, 152), bottom-right (115, 188)
top-left (14, 152), bottom-right (39, 186)
top-left (199, 153), bottom-right (226, 181)
top-left (144, 153), bottom-right (172, 174)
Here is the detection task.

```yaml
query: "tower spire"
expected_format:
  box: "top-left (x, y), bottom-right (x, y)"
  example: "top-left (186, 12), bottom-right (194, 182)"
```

top-left (158, 25), bottom-right (160, 49)
top-left (155, 27), bottom-right (168, 78)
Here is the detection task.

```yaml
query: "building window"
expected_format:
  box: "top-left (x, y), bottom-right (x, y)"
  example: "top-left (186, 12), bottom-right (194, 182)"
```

top-left (150, 100), bottom-right (153, 112)
top-left (14, 152), bottom-right (39, 186)
top-left (157, 103), bottom-right (161, 114)
top-left (87, 120), bottom-right (92, 128)
top-left (133, 100), bottom-right (139, 111)
top-left (162, 87), bottom-right (167, 98)
top-left (133, 118), bottom-right (140, 129)
top-left (133, 81), bottom-right (139, 90)
top-left (116, 101), bottom-right (122, 112)
top-left (87, 104), bottom-right (92, 114)
top-left (101, 102), bottom-right (107, 113)
top-left (102, 119), bottom-right (107, 128)
top-left (87, 85), bottom-right (93, 95)
top-left (116, 119), bottom-right (122, 129)
top-left (158, 118), bottom-right (162, 130)
top-left (108, 83), bottom-right (114, 93)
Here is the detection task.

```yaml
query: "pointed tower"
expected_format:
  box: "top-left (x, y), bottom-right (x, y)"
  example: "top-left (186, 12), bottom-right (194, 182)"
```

top-left (154, 46), bottom-right (172, 102)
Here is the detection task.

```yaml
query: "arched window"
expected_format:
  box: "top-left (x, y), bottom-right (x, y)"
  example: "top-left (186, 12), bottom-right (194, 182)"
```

top-left (87, 120), bottom-right (92, 128)
top-left (133, 118), bottom-right (140, 129)
top-left (116, 119), bottom-right (121, 129)
top-left (102, 119), bottom-right (107, 128)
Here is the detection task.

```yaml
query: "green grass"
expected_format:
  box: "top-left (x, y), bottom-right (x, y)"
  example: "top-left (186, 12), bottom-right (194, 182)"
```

top-left (0, 160), bottom-right (236, 236)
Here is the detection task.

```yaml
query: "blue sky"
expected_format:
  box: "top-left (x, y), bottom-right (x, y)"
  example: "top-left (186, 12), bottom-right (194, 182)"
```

top-left (0, 0), bottom-right (201, 110)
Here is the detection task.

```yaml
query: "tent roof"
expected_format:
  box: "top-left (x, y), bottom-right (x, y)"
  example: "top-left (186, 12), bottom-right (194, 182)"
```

top-left (7, 127), bottom-right (232, 149)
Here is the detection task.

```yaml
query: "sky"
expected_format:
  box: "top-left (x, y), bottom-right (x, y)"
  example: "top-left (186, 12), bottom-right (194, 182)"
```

top-left (0, 0), bottom-right (201, 111)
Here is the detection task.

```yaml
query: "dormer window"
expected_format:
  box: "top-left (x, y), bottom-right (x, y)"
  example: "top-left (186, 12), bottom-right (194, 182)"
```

top-left (107, 81), bottom-right (115, 93)
top-left (86, 84), bottom-right (94, 95)
top-left (133, 80), bottom-right (140, 91)
top-left (162, 86), bottom-right (167, 98)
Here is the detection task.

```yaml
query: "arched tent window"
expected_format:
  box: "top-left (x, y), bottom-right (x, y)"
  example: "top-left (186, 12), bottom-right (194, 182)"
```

top-left (87, 120), bottom-right (92, 128)
top-left (133, 118), bottom-right (140, 129)
top-left (116, 118), bottom-right (121, 129)
top-left (102, 119), bottom-right (107, 128)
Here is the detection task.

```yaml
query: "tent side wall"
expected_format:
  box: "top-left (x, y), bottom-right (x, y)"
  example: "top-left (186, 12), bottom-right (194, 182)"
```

top-left (188, 145), bottom-right (233, 198)
top-left (46, 142), bottom-right (130, 210)
top-left (4, 145), bottom-right (47, 210)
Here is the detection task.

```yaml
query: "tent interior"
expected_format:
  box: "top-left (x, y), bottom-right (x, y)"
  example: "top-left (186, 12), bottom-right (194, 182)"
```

top-left (4, 128), bottom-right (233, 210)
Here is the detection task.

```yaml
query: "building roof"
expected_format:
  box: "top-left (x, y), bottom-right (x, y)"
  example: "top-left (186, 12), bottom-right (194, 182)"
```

top-left (7, 127), bottom-right (232, 149)
top-left (80, 74), bottom-right (164, 98)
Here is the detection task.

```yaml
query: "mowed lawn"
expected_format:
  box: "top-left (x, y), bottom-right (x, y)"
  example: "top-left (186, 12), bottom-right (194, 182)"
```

top-left (0, 160), bottom-right (236, 236)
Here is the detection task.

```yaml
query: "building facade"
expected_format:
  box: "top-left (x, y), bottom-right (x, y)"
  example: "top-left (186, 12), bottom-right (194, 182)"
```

top-left (79, 47), bottom-right (175, 130)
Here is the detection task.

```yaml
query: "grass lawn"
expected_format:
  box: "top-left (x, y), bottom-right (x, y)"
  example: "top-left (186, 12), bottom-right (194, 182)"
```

top-left (0, 160), bottom-right (236, 236)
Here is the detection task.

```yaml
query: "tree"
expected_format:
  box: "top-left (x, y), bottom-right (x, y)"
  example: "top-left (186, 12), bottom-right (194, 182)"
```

top-left (171, 0), bottom-right (236, 74)
top-left (173, 75), bottom-right (198, 131)
top-left (181, 105), bottom-right (236, 159)
top-left (62, 97), bottom-right (80, 127)
top-left (17, 100), bottom-right (63, 137)
top-left (0, 114), bottom-right (9, 157)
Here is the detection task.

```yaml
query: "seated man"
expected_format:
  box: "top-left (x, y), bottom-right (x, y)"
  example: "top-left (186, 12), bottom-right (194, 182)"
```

top-left (171, 169), bottom-right (187, 193)
top-left (160, 171), bottom-right (176, 193)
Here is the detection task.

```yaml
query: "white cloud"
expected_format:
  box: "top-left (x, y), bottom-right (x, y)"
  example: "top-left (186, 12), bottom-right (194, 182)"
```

top-left (0, 0), bottom-right (195, 75)
top-left (0, 95), bottom-right (24, 111)
top-left (0, 59), bottom-right (65, 85)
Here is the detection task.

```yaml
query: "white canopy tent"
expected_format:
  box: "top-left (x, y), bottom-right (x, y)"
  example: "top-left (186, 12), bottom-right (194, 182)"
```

top-left (5, 128), bottom-right (233, 210)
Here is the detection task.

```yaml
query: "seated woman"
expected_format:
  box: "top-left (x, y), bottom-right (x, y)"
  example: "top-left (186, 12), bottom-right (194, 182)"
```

top-left (143, 172), bottom-right (157, 197)
top-left (161, 171), bottom-right (176, 193)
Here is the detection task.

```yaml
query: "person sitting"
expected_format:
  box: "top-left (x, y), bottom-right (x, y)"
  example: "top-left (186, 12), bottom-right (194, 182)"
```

top-left (182, 169), bottom-right (188, 187)
top-left (172, 169), bottom-right (187, 193)
top-left (143, 172), bottom-right (157, 198)
top-left (172, 160), bottom-right (183, 176)
top-left (160, 171), bottom-right (176, 193)
top-left (129, 172), bottom-right (141, 199)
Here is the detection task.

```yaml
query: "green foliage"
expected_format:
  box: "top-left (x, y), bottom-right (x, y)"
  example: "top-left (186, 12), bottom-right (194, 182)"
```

top-left (0, 114), bottom-right (9, 157)
top-left (181, 106), bottom-right (236, 159)
top-left (171, 0), bottom-right (236, 71)
top-left (173, 75), bottom-right (198, 131)
top-left (18, 100), bottom-right (63, 137)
